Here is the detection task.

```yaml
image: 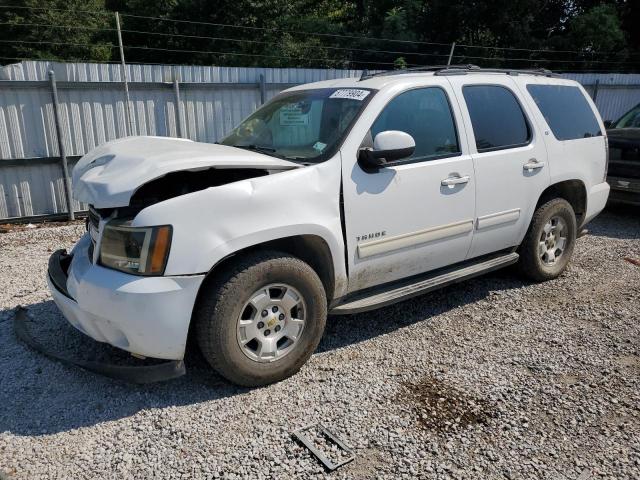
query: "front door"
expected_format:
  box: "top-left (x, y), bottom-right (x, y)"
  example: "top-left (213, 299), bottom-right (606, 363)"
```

top-left (341, 81), bottom-right (476, 292)
top-left (447, 75), bottom-right (550, 259)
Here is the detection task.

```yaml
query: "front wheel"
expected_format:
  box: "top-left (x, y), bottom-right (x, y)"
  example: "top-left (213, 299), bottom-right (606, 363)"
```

top-left (194, 251), bottom-right (327, 387)
top-left (518, 198), bottom-right (577, 282)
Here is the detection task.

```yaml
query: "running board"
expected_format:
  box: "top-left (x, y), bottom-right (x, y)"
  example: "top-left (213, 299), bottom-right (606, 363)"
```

top-left (330, 252), bottom-right (519, 315)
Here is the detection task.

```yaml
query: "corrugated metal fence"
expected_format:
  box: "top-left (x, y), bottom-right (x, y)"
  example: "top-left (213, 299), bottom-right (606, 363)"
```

top-left (1, 61), bottom-right (639, 220)
top-left (562, 73), bottom-right (640, 122)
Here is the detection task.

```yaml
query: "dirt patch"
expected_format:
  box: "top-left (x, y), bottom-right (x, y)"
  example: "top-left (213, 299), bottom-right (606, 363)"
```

top-left (401, 376), bottom-right (495, 434)
top-left (624, 257), bottom-right (640, 267)
top-left (615, 355), bottom-right (640, 370)
top-left (342, 448), bottom-right (386, 477)
top-left (557, 374), bottom-right (581, 385)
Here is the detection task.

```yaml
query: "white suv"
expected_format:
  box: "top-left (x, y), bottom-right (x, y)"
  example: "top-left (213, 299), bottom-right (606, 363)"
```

top-left (48, 66), bottom-right (610, 386)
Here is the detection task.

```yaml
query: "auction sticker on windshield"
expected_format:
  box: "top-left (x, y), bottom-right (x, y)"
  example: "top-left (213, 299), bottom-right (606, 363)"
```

top-left (279, 105), bottom-right (309, 126)
top-left (329, 89), bottom-right (370, 101)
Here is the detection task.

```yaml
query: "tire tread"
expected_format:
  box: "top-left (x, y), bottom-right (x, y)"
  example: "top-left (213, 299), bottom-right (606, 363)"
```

top-left (518, 198), bottom-right (577, 282)
top-left (194, 250), bottom-right (326, 386)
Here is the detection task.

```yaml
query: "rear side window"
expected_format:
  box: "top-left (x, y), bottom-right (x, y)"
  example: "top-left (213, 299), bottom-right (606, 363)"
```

top-left (463, 85), bottom-right (531, 152)
top-left (526, 85), bottom-right (602, 140)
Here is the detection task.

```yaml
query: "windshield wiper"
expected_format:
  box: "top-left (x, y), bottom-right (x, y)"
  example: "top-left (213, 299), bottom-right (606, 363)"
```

top-left (230, 144), bottom-right (310, 164)
top-left (232, 144), bottom-right (277, 153)
top-left (282, 156), bottom-right (314, 165)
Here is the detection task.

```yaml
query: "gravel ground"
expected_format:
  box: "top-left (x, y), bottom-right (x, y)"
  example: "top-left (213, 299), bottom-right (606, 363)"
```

top-left (0, 206), bottom-right (639, 480)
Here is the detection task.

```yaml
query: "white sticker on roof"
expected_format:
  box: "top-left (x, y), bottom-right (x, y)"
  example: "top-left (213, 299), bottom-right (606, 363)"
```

top-left (329, 89), bottom-right (370, 101)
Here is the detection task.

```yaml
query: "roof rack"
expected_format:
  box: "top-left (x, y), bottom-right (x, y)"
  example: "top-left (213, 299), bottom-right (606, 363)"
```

top-left (359, 64), bottom-right (556, 81)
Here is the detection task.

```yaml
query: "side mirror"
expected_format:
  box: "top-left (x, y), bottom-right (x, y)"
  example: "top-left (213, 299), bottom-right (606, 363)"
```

top-left (603, 120), bottom-right (613, 129)
top-left (358, 130), bottom-right (415, 170)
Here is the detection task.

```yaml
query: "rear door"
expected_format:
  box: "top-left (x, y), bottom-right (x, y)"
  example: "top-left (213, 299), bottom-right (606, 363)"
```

top-left (447, 75), bottom-right (550, 258)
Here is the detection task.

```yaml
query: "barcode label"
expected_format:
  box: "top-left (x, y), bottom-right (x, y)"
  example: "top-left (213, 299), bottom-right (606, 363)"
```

top-left (329, 89), bottom-right (370, 101)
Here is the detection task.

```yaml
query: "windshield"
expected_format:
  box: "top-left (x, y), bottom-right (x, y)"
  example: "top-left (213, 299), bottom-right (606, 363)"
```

top-left (613, 104), bottom-right (640, 128)
top-left (219, 88), bottom-right (374, 162)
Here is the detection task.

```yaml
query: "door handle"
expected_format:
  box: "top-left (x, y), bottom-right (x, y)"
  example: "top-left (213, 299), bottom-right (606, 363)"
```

top-left (441, 175), bottom-right (470, 187)
top-left (523, 159), bottom-right (545, 172)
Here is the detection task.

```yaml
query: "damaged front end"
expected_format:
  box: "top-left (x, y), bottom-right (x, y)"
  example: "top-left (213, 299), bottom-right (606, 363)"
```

top-left (73, 135), bottom-right (300, 210)
top-left (43, 136), bottom-right (303, 377)
top-left (77, 136), bottom-right (302, 273)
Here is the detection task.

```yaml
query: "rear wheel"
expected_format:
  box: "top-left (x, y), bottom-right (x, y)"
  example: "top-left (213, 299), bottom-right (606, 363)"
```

top-left (194, 251), bottom-right (327, 387)
top-left (518, 198), bottom-right (577, 282)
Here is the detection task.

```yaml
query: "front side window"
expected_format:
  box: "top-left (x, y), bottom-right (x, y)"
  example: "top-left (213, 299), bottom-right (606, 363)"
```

top-left (369, 87), bottom-right (460, 161)
top-left (220, 88), bottom-right (374, 163)
top-left (463, 85), bottom-right (531, 152)
top-left (526, 84), bottom-right (602, 140)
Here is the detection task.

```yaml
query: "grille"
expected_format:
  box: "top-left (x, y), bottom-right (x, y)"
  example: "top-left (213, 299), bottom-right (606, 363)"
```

top-left (87, 206), bottom-right (101, 263)
top-left (88, 207), bottom-right (100, 231)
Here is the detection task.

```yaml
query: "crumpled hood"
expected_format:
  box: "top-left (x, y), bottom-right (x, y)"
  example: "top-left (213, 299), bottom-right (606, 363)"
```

top-left (72, 136), bottom-right (301, 208)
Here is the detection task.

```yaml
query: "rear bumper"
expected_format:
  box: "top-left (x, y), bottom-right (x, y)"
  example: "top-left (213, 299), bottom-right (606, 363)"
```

top-left (47, 234), bottom-right (205, 360)
top-left (583, 182), bottom-right (610, 226)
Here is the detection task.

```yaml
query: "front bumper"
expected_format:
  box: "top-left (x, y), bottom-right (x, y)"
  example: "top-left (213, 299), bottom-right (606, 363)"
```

top-left (47, 234), bottom-right (205, 360)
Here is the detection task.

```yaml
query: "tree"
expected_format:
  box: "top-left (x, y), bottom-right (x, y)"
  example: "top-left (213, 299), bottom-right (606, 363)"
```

top-left (568, 4), bottom-right (625, 53)
top-left (0, 0), bottom-right (639, 71)
top-left (0, 0), bottom-right (113, 62)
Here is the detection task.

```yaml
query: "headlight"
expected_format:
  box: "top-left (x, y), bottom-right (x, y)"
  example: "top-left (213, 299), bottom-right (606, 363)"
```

top-left (99, 222), bottom-right (172, 276)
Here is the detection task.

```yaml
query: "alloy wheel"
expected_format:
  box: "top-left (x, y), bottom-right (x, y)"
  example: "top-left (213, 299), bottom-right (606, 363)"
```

top-left (236, 283), bottom-right (306, 362)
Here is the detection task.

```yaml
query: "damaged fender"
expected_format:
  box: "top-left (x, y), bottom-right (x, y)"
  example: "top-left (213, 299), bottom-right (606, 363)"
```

top-left (131, 155), bottom-right (348, 298)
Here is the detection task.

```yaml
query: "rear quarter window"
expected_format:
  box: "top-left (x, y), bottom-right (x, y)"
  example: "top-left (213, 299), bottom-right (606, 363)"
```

top-left (526, 84), bottom-right (602, 141)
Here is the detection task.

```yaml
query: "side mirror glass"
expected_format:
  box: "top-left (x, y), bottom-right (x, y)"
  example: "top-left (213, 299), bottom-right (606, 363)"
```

top-left (358, 130), bottom-right (416, 170)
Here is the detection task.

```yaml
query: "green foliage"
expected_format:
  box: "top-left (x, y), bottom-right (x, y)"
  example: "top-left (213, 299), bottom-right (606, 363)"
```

top-left (1, 0), bottom-right (639, 71)
top-left (382, 7), bottom-right (414, 41)
top-left (0, 0), bottom-right (113, 62)
top-left (568, 4), bottom-right (625, 53)
top-left (394, 56), bottom-right (408, 70)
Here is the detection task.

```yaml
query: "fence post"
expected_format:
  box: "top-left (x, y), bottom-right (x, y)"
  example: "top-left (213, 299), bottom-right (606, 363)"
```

top-left (592, 79), bottom-right (600, 102)
top-left (48, 71), bottom-right (75, 221)
top-left (447, 42), bottom-right (456, 66)
top-left (173, 78), bottom-right (184, 138)
top-left (115, 12), bottom-right (134, 136)
top-left (259, 73), bottom-right (266, 105)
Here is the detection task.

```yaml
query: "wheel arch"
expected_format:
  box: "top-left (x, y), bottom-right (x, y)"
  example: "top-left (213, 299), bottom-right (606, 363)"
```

top-left (200, 234), bottom-right (337, 304)
top-left (536, 179), bottom-right (587, 226)
top-left (185, 234), bottom-right (337, 362)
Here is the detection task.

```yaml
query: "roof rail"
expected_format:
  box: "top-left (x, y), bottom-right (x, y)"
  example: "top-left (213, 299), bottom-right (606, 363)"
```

top-left (359, 64), bottom-right (466, 81)
top-left (359, 64), bottom-right (556, 81)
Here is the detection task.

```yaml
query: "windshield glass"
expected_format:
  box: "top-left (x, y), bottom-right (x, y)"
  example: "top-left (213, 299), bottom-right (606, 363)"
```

top-left (614, 104), bottom-right (640, 128)
top-left (219, 88), bottom-right (374, 162)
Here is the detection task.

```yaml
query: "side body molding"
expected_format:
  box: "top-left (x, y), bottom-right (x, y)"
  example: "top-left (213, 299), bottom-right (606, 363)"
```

top-left (357, 219), bottom-right (474, 258)
top-left (476, 208), bottom-right (521, 230)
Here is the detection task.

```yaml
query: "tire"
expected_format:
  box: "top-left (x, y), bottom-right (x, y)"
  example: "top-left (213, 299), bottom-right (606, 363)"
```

top-left (518, 198), bottom-right (577, 282)
top-left (194, 250), bottom-right (327, 387)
